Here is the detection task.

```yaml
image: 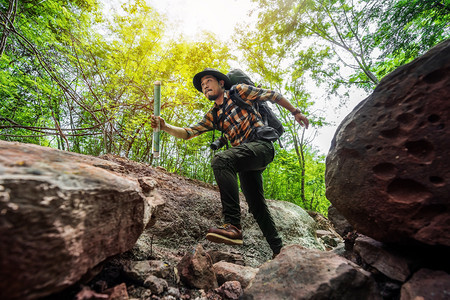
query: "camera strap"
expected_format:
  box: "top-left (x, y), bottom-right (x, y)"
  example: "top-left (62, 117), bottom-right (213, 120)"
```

top-left (211, 102), bottom-right (228, 149)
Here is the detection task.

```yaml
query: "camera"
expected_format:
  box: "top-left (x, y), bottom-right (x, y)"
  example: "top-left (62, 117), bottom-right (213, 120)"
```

top-left (210, 137), bottom-right (227, 150)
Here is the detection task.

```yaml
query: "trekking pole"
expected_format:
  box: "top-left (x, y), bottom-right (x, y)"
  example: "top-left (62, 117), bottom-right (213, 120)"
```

top-left (152, 81), bottom-right (161, 163)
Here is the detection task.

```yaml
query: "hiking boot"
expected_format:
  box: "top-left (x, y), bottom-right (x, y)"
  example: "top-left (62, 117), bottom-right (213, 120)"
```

top-left (206, 224), bottom-right (243, 245)
top-left (272, 246), bottom-right (282, 259)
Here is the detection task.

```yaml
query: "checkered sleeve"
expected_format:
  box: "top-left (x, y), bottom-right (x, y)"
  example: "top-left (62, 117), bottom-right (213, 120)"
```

top-left (184, 108), bottom-right (215, 139)
top-left (236, 84), bottom-right (284, 104)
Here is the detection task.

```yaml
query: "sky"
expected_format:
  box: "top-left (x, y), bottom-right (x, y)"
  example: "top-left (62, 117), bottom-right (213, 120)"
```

top-left (103, 0), bottom-right (368, 155)
top-left (148, 0), bottom-right (256, 41)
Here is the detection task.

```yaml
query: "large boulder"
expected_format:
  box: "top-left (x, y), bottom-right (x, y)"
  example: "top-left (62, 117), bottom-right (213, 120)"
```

top-left (243, 245), bottom-right (380, 299)
top-left (0, 141), bottom-right (164, 300)
top-left (264, 200), bottom-right (326, 250)
top-left (325, 40), bottom-right (450, 247)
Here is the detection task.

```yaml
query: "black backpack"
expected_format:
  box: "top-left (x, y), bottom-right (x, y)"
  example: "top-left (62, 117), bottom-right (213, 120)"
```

top-left (226, 69), bottom-right (285, 142)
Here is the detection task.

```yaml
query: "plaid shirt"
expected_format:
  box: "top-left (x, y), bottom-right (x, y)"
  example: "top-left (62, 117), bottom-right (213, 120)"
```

top-left (184, 84), bottom-right (283, 146)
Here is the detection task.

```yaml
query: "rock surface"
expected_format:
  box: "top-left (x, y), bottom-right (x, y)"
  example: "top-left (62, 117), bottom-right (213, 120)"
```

top-left (325, 40), bottom-right (450, 247)
top-left (0, 141), bottom-right (164, 300)
top-left (400, 268), bottom-right (450, 300)
top-left (1, 135), bottom-right (448, 299)
top-left (214, 281), bottom-right (243, 300)
top-left (328, 205), bottom-right (353, 237)
top-left (354, 235), bottom-right (413, 282)
top-left (122, 260), bottom-right (171, 284)
top-left (243, 244), bottom-right (380, 300)
top-left (213, 261), bottom-right (258, 288)
top-left (131, 172), bottom-right (326, 267)
top-left (177, 244), bottom-right (218, 290)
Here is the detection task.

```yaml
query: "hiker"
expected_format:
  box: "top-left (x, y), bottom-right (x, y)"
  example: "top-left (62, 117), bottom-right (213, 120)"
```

top-left (151, 68), bottom-right (309, 258)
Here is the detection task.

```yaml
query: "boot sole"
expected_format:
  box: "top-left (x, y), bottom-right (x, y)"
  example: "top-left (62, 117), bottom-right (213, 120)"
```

top-left (206, 233), bottom-right (243, 245)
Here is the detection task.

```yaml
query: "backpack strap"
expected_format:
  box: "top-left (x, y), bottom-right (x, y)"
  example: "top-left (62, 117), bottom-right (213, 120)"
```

top-left (212, 106), bottom-right (219, 130)
top-left (228, 86), bottom-right (263, 123)
top-left (211, 105), bottom-right (229, 149)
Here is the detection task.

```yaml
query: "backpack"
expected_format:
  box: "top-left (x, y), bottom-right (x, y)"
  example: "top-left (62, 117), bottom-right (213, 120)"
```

top-left (226, 69), bottom-right (285, 142)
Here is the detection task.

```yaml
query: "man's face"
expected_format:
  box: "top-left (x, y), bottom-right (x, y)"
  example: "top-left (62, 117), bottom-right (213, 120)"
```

top-left (201, 75), bottom-right (224, 101)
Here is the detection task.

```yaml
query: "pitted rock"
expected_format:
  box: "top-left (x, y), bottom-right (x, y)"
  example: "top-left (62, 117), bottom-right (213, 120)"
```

top-left (325, 40), bottom-right (450, 247)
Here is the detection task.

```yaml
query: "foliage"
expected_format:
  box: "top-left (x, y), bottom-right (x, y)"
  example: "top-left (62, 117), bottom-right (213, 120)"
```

top-left (0, 0), bottom-right (332, 215)
top-left (234, 0), bottom-right (448, 214)
top-left (0, 0), bottom-right (98, 147)
top-left (0, 0), bottom-right (234, 191)
top-left (264, 145), bottom-right (330, 216)
top-left (0, 0), bottom-right (231, 160)
top-left (244, 0), bottom-right (380, 95)
top-left (246, 0), bottom-right (449, 94)
top-left (365, 0), bottom-right (450, 79)
top-left (233, 3), bottom-right (329, 209)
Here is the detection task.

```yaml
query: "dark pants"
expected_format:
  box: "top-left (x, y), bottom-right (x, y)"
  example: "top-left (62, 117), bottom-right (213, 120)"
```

top-left (211, 140), bottom-right (283, 253)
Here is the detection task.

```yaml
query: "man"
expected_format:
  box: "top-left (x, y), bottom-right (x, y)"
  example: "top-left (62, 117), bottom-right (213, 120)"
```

top-left (151, 68), bottom-right (309, 258)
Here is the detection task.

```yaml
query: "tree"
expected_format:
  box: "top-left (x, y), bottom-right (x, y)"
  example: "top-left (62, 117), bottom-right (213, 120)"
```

top-left (0, 0), bottom-right (99, 148)
top-left (245, 0), bottom-right (449, 94)
top-left (0, 0), bottom-right (16, 57)
top-left (235, 0), bottom-right (448, 214)
top-left (233, 13), bottom-right (327, 205)
top-left (0, 0), bottom-right (232, 164)
top-left (1, 0), bottom-right (333, 216)
top-left (264, 144), bottom-right (329, 215)
top-left (244, 0), bottom-right (380, 94)
top-left (95, 1), bottom-right (232, 163)
top-left (366, 0), bottom-right (450, 79)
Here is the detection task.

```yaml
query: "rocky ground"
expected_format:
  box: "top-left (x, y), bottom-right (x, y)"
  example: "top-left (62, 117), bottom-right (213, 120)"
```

top-left (37, 154), bottom-right (341, 300)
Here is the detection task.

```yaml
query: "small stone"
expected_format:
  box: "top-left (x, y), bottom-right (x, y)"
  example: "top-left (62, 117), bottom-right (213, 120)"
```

top-left (167, 287), bottom-right (181, 298)
top-left (354, 235), bottom-right (413, 282)
top-left (104, 283), bottom-right (129, 300)
top-left (177, 244), bottom-right (218, 290)
top-left (143, 275), bottom-right (168, 295)
top-left (215, 281), bottom-right (243, 300)
top-left (213, 261), bottom-right (258, 288)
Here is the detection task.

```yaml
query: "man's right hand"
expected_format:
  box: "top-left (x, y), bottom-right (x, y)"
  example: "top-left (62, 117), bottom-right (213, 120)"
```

top-left (151, 115), bottom-right (166, 130)
top-left (151, 115), bottom-right (189, 139)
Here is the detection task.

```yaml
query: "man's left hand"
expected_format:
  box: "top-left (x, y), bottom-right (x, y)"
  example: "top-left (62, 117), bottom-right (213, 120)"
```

top-left (295, 113), bottom-right (309, 129)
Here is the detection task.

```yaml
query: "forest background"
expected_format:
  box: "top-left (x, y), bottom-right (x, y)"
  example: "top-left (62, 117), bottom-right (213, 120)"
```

top-left (1, 0), bottom-right (449, 216)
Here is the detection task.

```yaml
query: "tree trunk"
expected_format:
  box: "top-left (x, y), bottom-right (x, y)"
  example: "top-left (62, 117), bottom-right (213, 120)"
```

top-left (0, 0), bottom-right (17, 56)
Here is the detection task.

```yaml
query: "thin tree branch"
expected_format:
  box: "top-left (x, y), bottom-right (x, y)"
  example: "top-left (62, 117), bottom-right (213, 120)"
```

top-left (0, 0), bottom-right (18, 56)
top-left (51, 110), bottom-right (70, 151)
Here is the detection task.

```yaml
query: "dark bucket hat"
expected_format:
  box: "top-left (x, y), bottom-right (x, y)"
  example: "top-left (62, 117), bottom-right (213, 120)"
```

top-left (193, 68), bottom-right (232, 92)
